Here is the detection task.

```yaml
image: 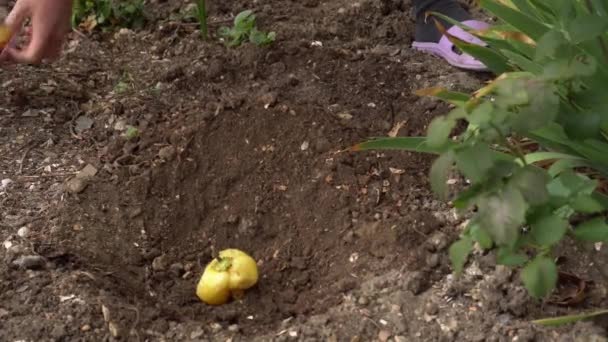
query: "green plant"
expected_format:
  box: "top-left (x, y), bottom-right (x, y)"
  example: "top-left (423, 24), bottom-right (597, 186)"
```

top-left (353, 0), bottom-right (608, 300)
top-left (218, 10), bottom-right (276, 47)
top-left (72, 0), bottom-right (145, 31)
top-left (196, 0), bottom-right (208, 39)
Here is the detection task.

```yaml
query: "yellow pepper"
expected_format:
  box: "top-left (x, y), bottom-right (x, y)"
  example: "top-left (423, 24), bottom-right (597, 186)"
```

top-left (196, 249), bottom-right (259, 305)
top-left (0, 25), bottom-right (11, 49)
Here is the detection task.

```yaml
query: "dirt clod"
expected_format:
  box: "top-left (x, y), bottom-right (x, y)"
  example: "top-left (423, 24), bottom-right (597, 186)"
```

top-left (12, 255), bottom-right (46, 270)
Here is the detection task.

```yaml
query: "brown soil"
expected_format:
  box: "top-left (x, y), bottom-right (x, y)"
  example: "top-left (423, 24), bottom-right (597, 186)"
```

top-left (1, 1), bottom-right (607, 341)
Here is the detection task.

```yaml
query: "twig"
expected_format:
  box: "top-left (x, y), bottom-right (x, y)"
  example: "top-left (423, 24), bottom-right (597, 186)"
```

top-left (18, 146), bottom-right (32, 175)
top-left (16, 172), bottom-right (78, 179)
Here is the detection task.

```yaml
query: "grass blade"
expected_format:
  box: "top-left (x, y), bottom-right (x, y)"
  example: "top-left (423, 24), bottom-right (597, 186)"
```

top-left (480, 0), bottom-right (549, 41)
top-left (532, 309), bottom-right (608, 326)
top-left (350, 137), bottom-right (451, 154)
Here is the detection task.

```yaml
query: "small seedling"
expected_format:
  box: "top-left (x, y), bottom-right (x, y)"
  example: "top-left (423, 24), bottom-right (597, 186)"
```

top-left (218, 10), bottom-right (276, 47)
top-left (124, 126), bottom-right (140, 140)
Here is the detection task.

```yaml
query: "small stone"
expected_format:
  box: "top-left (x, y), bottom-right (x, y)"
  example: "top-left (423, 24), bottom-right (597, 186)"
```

top-left (190, 327), bottom-right (205, 339)
top-left (17, 227), bottom-right (30, 238)
top-left (358, 297), bottom-right (369, 306)
top-left (228, 324), bottom-right (239, 332)
top-left (1, 178), bottom-right (12, 189)
top-left (76, 164), bottom-right (98, 179)
top-left (300, 141), bottom-right (309, 151)
top-left (81, 324), bottom-right (91, 332)
top-left (101, 305), bottom-right (111, 322)
top-left (394, 336), bottom-right (407, 342)
top-left (66, 177), bottom-right (88, 194)
top-left (226, 214), bottom-right (239, 224)
top-left (50, 324), bottom-right (67, 339)
top-left (378, 330), bottom-right (391, 342)
top-left (0, 308), bottom-right (9, 318)
top-left (75, 116), bottom-right (94, 133)
top-left (158, 146), bottom-right (176, 161)
top-left (426, 232), bottom-right (449, 251)
top-left (12, 255), bottom-right (46, 270)
top-left (425, 301), bottom-right (439, 315)
top-left (108, 322), bottom-right (121, 338)
top-left (258, 92), bottom-right (278, 108)
top-left (426, 253), bottom-right (440, 268)
top-left (209, 322), bottom-right (222, 332)
top-left (152, 254), bottom-right (170, 271)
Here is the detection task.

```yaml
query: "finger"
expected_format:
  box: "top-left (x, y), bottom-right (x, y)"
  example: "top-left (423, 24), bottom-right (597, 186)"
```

top-left (3, 41), bottom-right (44, 64)
top-left (4, 0), bottom-right (27, 36)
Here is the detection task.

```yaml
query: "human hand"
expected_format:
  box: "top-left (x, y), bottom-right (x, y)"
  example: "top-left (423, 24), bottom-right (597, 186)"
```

top-left (0, 0), bottom-right (73, 64)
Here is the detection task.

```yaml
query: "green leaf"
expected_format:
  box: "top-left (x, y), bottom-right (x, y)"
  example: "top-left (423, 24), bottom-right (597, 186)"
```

top-left (480, 0), bottom-right (549, 41)
top-left (530, 213), bottom-right (569, 246)
top-left (509, 166), bottom-right (550, 206)
top-left (427, 116), bottom-right (456, 148)
top-left (468, 101), bottom-right (493, 126)
top-left (523, 152), bottom-right (584, 165)
top-left (547, 171), bottom-right (598, 198)
top-left (570, 195), bottom-right (606, 213)
top-left (452, 183), bottom-right (484, 209)
top-left (568, 13), bottom-right (608, 43)
top-left (534, 30), bottom-right (566, 61)
top-left (512, 82), bottom-right (559, 133)
top-left (497, 247), bottom-right (528, 266)
top-left (234, 10), bottom-right (254, 28)
top-left (351, 137), bottom-right (451, 154)
top-left (249, 28), bottom-right (275, 46)
top-left (470, 223), bottom-right (493, 249)
top-left (449, 237), bottom-right (473, 274)
top-left (430, 151), bottom-right (455, 200)
top-left (478, 186), bottom-right (528, 247)
top-left (521, 255), bottom-right (558, 299)
top-left (501, 49), bottom-right (543, 74)
top-left (454, 144), bottom-right (496, 183)
top-left (548, 159), bottom-right (589, 177)
top-left (573, 217), bottom-right (608, 242)
top-left (450, 39), bottom-right (511, 74)
top-left (559, 112), bottom-right (602, 140)
top-left (414, 87), bottom-right (470, 106)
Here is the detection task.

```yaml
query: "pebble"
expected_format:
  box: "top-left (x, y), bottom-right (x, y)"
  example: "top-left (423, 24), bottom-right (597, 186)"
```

top-left (426, 253), bottom-right (440, 268)
top-left (17, 227), bottom-right (30, 238)
top-left (158, 146), bottom-right (176, 161)
top-left (1, 178), bottom-right (12, 189)
top-left (228, 324), bottom-right (239, 332)
top-left (152, 254), bottom-right (170, 271)
top-left (378, 330), bottom-right (391, 342)
top-left (65, 177), bottom-right (88, 194)
top-left (76, 164), bottom-right (98, 179)
top-left (190, 327), bottom-right (205, 339)
top-left (81, 324), bottom-right (91, 332)
top-left (358, 297), bottom-right (369, 306)
top-left (108, 322), bottom-right (121, 338)
top-left (425, 301), bottom-right (439, 315)
top-left (50, 324), bottom-right (67, 339)
top-left (209, 323), bottom-right (222, 333)
top-left (394, 336), bottom-right (407, 342)
top-left (12, 255), bottom-right (46, 270)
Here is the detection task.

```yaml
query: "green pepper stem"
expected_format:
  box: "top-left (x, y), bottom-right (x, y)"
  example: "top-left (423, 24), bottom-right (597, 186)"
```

top-left (213, 256), bottom-right (233, 272)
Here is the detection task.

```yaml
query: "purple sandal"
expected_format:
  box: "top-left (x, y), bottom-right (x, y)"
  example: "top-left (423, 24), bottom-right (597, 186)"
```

top-left (412, 19), bottom-right (490, 71)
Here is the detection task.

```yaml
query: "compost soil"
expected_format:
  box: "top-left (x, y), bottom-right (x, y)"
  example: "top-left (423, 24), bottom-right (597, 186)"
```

top-left (1, 0), bottom-right (607, 341)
